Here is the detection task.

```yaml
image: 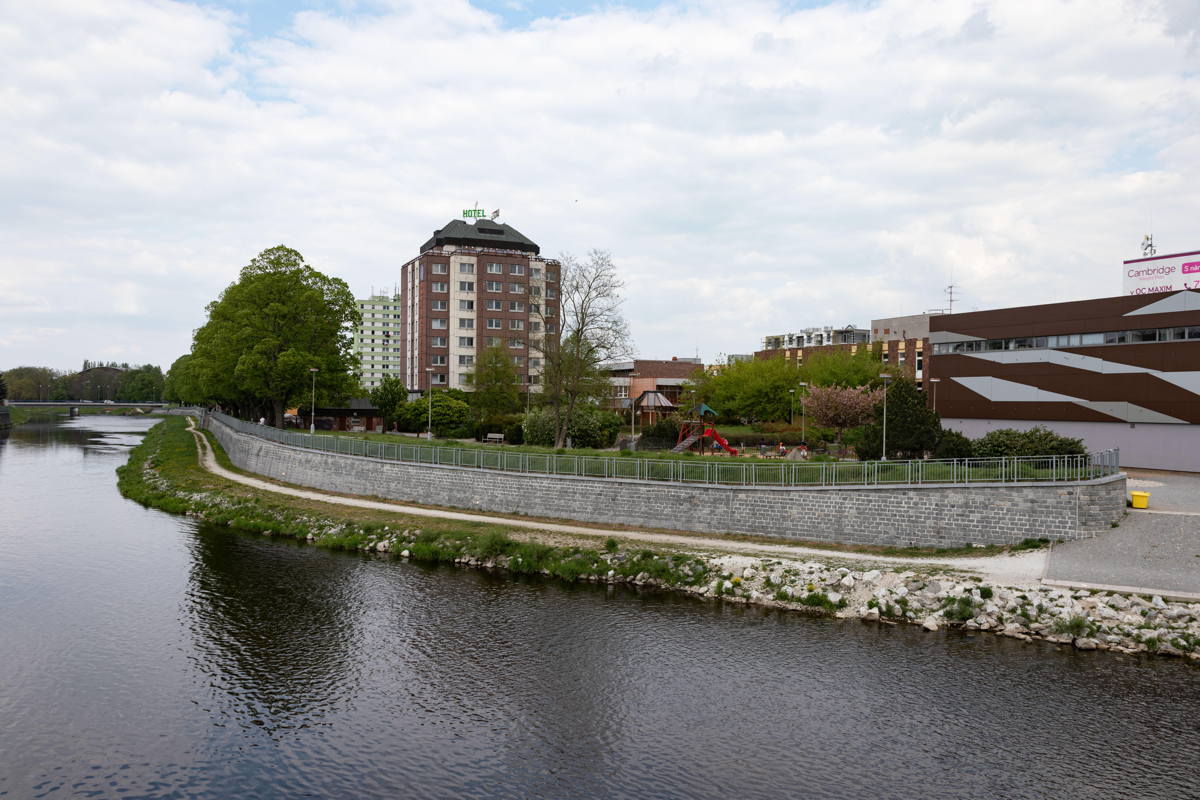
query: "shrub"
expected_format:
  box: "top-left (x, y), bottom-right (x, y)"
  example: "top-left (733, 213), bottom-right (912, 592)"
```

top-left (933, 429), bottom-right (973, 459)
top-left (522, 406), bottom-right (623, 449)
top-left (973, 426), bottom-right (1086, 458)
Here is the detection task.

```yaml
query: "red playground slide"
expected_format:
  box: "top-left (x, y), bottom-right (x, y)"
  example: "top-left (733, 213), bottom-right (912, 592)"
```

top-left (704, 427), bottom-right (738, 456)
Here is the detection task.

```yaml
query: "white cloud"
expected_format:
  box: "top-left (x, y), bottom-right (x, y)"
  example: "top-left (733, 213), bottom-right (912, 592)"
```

top-left (1, 0), bottom-right (1198, 371)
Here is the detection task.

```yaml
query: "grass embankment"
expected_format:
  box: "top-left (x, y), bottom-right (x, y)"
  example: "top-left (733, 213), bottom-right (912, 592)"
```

top-left (117, 417), bottom-right (714, 589)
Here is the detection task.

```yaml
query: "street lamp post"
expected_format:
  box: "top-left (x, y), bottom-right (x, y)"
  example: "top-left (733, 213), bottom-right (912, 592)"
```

top-left (425, 367), bottom-right (434, 440)
top-left (309, 368), bottom-right (319, 435)
top-left (798, 381), bottom-right (808, 445)
top-left (880, 373), bottom-right (892, 460)
top-left (928, 377), bottom-right (941, 414)
top-left (788, 388), bottom-right (796, 427)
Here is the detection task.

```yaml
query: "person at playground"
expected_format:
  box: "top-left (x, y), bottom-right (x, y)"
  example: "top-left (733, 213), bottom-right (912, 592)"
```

top-left (778, 441), bottom-right (786, 456)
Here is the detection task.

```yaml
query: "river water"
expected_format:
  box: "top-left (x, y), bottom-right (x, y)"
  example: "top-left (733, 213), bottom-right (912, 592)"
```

top-left (1, 416), bottom-right (1198, 799)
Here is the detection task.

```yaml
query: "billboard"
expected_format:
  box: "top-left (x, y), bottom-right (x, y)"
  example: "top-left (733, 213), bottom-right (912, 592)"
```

top-left (1123, 250), bottom-right (1200, 295)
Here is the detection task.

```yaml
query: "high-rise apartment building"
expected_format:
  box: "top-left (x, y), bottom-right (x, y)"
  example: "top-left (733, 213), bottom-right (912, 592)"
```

top-left (353, 293), bottom-right (404, 390)
top-left (399, 218), bottom-right (560, 392)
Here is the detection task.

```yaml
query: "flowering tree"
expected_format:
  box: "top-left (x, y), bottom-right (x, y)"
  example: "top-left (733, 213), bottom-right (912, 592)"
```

top-left (805, 385), bottom-right (883, 445)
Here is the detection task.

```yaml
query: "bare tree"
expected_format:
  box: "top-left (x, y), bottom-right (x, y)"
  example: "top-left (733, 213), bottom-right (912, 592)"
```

top-left (532, 249), bottom-right (632, 448)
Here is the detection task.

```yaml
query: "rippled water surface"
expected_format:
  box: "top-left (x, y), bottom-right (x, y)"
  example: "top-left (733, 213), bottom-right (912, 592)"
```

top-left (1, 416), bottom-right (1198, 799)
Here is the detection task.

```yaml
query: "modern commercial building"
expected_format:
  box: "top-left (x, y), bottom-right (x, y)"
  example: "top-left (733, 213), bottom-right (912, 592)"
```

top-left (354, 293), bottom-right (403, 390)
top-left (762, 325), bottom-right (869, 351)
top-left (870, 313), bottom-right (933, 387)
top-left (929, 290), bottom-right (1200, 470)
top-left (398, 219), bottom-right (560, 393)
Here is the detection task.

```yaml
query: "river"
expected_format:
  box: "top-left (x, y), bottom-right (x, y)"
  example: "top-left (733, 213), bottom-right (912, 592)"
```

top-left (1, 415), bottom-right (1197, 799)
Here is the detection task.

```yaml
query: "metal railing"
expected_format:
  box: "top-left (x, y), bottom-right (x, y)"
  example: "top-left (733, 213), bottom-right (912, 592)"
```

top-left (203, 411), bottom-right (1120, 489)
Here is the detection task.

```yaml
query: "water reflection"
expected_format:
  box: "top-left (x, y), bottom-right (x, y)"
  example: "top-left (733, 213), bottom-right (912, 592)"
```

top-left (3, 416), bottom-right (1200, 800)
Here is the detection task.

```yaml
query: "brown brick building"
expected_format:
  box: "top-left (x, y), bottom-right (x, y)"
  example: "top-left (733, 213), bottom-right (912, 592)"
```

top-left (398, 219), bottom-right (560, 393)
top-left (929, 290), bottom-right (1200, 470)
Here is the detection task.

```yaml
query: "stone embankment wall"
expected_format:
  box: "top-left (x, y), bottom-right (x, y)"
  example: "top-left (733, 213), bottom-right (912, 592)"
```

top-left (204, 416), bottom-right (1126, 547)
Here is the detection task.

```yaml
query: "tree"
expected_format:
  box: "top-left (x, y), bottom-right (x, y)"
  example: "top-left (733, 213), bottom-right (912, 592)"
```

top-left (534, 250), bottom-right (632, 448)
top-left (369, 375), bottom-right (410, 429)
top-left (0, 371), bottom-right (6, 402)
top-left (2, 366), bottom-right (60, 401)
top-left (114, 364), bottom-right (164, 402)
top-left (466, 345), bottom-right (520, 419)
top-left (164, 355), bottom-right (204, 405)
top-left (805, 385), bottom-right (883, 446)
top-left (686, 356), bottom-right (804, 423)
top-left (854, 378), bottom-right (940, 460)
top-left (188, 246), bottom-right (360, 424)
top-left (801, 345), bottom-right (886, 388)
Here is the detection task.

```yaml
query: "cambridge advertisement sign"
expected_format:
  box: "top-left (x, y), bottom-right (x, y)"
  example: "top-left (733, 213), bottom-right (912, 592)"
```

top-left (1122, 250), bottom-right (1200, 295)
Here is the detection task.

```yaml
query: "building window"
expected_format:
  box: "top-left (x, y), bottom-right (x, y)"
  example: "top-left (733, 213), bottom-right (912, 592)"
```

top-left (459, 262), bottom-right (475, 273)
top-left (529, 285), bottom-right (542, 297)
top-left (487, 263), bottom-right (503, 274)
top-left (509, 301), bottom-right (525, 312)
top-left (431, 355), bottom-right (447, 366)
top-left (458, 374), bottom-right (470, 385)
top-left (459, 281), bottom-right (475, 292)
top-left (458, 318), bottom-right (475, 329)
top-left (512, 356), bottom-right (525, 366)
top-left (432, 373), bottom-right (447, 385)
top-left (431, 263), bottom-right (448, 274)
top-left (529, 374), bottom-right (540, 384)
top-left (530, 357), bottom-right (542, 368)
top-left (487, 318), bottom-right (502, 329)
top-left (459, 299), bottom-right (475, 310)
top-left (486, 337), bottom-right (502, 347)
top-left (530, 267), bottom-right (542, 279)
top-left (614, 384), bottom-right (629, 398)
top-left (545, 323), bottom-right (556, 334)
top-left (431, 318), bottom-right (448, 329)
top-left (431, 282), bottom-right (448, 292)
top-left (530, 321), bottom-right (542, 332)
top-left (509, 283), bottom-right (524, 294)
top-left (431, 300), bottom-right (448, 311)
top-left (485, 281), bottom-right (502, 292)
top-left (486, 299), bottom-right (502, 311)
top-left (545, 288), bottom-right (557, 299)
top-left (510, 264), bottom-right (525, 275)
top-left (458, 336), bottom-right (475, 347)
top-left (544, 305), bottom-right (555, 317)
top-left (458, 355), bottom-right (474, 366)
top-left (431, 336), bottom-right (447, 347)
top-left (529, 303), bottom-right (540, 314)
top-left (509, 339), bottom-right (525, 349)
top-left (509, 319), bottom-right (524, 330)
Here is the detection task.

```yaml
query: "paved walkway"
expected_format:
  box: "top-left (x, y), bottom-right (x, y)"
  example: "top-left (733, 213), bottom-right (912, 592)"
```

top-left (1044, 469), bottom-right (1200, 599)
top-left (183, 417), bottom-right (1047, 586)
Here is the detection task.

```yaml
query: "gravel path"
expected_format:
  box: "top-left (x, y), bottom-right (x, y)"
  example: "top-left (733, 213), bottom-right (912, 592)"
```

top-left (185, 417), bottom-right (1048, 586)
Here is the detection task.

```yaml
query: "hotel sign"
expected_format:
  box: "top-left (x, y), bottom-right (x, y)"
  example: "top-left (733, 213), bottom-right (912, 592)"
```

top-left (463, 208), bottom-right (488, 218)
top-left (1123, 250), bottom-right (1200, 295)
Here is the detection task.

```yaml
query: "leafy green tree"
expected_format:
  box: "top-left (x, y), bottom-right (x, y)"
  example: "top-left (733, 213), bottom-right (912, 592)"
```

top-left (522, 405), bottom-right (623, 448)
top-left (0, 371), bottom-right (7, 401)
top-left (466, 345), bottom-right (520, 419)
top-left (854, 378), bottom-right (941, 460)
top-left (369, 375), bottom-right (410, 429)
top-left (188, 246), bottom-right (360, 424)
top-left (933, 429), bottom-right (974, 459)
top-left (114, 364), bottom-right (164, 402)
top-left (164, 355), bottom-right (203, 405)
top-left (2, 366), bottom-right (60, 401)
top-left (428, 393), bottom-right (473, 438)
top-left (801, 344), bottom-right (888, 388)
top-left (687, 356), bottom-right (803, 423)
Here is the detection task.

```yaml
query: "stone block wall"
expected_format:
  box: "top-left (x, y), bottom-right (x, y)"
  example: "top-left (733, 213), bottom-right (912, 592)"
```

top-left (206, 417), bottom-right (1127, 547)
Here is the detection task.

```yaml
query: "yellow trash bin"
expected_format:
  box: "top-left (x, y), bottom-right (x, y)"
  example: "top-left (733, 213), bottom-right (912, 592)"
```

top-left (1130, 491), bottom-right (1150, 509)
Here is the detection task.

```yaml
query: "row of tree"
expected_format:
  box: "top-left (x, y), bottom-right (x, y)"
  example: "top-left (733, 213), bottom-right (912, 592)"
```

top-left (1, 363), bottom-right (164, 403)
top-left (164, 246), bottom-right (632, 444)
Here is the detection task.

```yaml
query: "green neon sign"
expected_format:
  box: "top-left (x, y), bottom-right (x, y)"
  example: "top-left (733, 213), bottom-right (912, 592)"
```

top-left (463, 208), bottom-right (487, 218)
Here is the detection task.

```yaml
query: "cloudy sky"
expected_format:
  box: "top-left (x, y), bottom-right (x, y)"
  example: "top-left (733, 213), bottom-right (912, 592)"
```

top-left (3, 0), bottom-right (1199, 373)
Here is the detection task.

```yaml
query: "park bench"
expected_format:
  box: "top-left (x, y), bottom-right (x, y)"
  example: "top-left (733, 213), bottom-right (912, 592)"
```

top-left (484, 433), bottom-right (505, 445)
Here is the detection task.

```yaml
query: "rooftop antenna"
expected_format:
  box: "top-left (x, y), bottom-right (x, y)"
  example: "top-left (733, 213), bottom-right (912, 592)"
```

top-left (945, 265), bottom-right (959, 315)
top-left (1142, 234), bottom-right (1156, 258)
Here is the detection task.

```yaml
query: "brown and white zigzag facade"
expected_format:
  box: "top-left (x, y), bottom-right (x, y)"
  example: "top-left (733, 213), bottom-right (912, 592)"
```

top-left (929, 290), bottom-right (1200, 471)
